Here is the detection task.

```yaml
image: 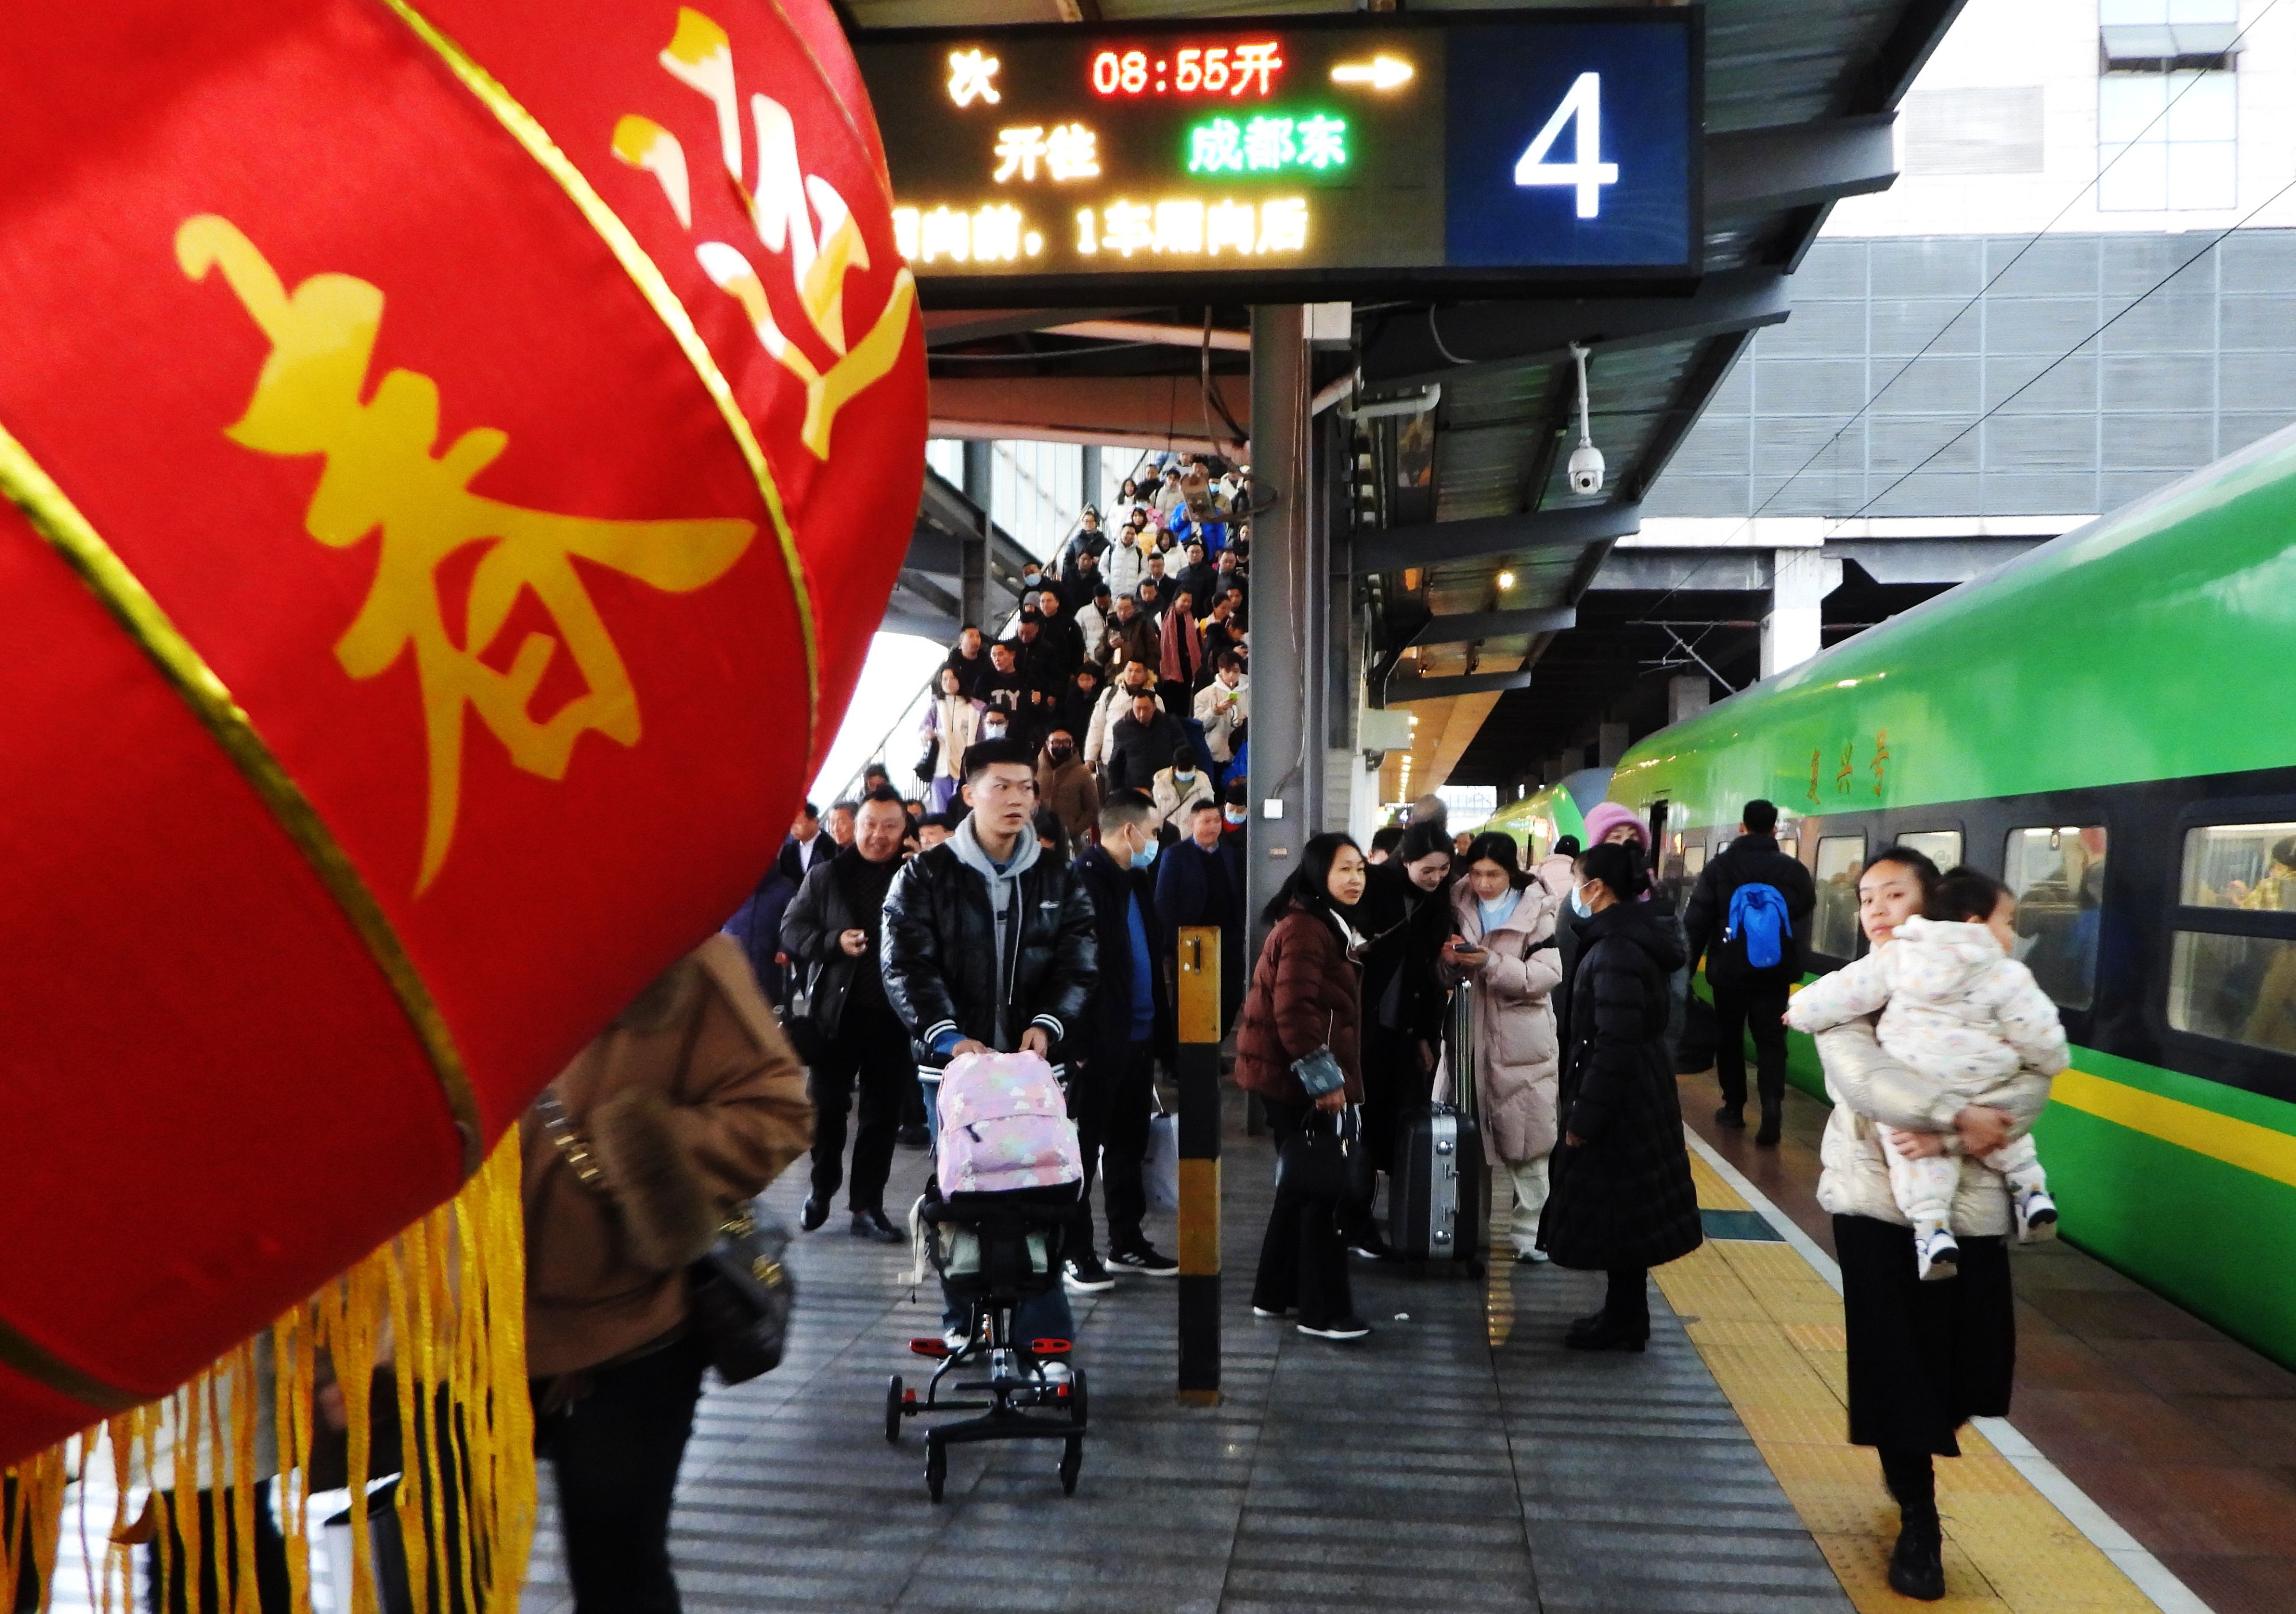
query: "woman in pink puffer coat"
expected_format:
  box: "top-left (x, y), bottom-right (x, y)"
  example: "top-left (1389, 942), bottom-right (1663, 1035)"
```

top-left (1435, 833), bottom-right (1565, 1262)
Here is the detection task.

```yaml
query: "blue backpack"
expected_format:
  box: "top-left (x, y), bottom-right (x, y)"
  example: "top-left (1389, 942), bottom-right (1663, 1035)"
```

top-left (1724, 883), bottom-right (1791, 971)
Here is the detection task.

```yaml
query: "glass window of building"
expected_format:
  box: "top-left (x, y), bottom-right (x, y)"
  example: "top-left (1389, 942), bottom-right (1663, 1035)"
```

top-left (1812, 835), bottom-right (1867, 959)
top-left (2003, 826), bottom-right (2109, 1010)
top-left (1897, 830), bottom-right (1964, 872)
top-left (2098, 2), bottom-right (2240, 212)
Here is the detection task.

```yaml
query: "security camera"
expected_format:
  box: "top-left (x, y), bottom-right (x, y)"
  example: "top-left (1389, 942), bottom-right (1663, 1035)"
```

top-left (1568, 441), bottom-right (1606, 495)
top-left (1566, 341), bottom-right (1604, 495)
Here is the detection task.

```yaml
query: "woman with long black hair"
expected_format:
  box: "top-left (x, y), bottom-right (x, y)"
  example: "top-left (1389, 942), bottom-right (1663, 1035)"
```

top-left (1234, 832), bottom-right (1373, 1340)
top-left (1538, 840), bottom-right (1702, 1350)
top-left (1794, 845), bottom-right (2044, 1602)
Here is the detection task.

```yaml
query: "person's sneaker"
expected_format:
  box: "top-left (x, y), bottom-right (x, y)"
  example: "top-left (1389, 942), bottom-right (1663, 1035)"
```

top-left (2014, 1186), bottom-right (2059, 1242)
top-left (1038, 1360), bottom-right (1073, 1386)
top-left (1714, 1104), bottom-right (1746, 1130)
top-left (1107, 1243), bottom-right (1180, 1277)
top-left (1513, 1247), bottom-right (1550, 1264)
top-left (1062, 1256), bottom-right (1116, 1293)
top-left (941, 1326), bottom-right (973, 1353)
top-left (1346, 1229), bottom-right (1395, 1262)
top-left (1297, 1316), bottom-right (1371, 1341)
top-left (1914, 1221), bottom-right (1961, 1282)
top-left (1250, 1303), bottom-right (1294, 1319)
top-left (895, 1124), bottom-right (930, 1150)
top-left (799, 1194), bottom-right (829, 1232)
top-left (851, 1208), bottom-right (905, 1243)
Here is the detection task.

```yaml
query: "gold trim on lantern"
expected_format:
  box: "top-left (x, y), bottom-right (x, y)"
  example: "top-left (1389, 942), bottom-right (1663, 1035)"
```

top-left (376, 0), bottom-right (823, 742)
top-left (0, 420), bottom-right (486, 1176)
top-left (0, 1315), bottom-right (141, 1414)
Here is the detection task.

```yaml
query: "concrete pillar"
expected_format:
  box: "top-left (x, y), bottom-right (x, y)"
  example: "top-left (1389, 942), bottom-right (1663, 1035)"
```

top-left (1597, 721), bottom-right (1630, 768)
top-left (1081, 444), bottom-right (1102, 513)
top-left (1760, 548), bottom-right (1842, 679)
top-left (960, 440), bottom-right (993, 629)
top-left (1667, 673), bottom-right (1711, 727)
top-left (1246, 306), bottom-right (1306, 961)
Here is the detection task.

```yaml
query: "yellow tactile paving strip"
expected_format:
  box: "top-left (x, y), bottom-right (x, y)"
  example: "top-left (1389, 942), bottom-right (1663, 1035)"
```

top-left (1657, 1174), bottom-right (2157, 1612)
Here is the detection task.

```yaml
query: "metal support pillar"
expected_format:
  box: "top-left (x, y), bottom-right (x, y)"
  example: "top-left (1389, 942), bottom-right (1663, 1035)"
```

top-left (1175, 926), bottom-right (1223, 1404)
top-left (1081, 444), bottom-right (1103, 514)
top-left (960, 440), bottom-right (992, 628)
top-left (1246, 305), bottom-right (1307, 961)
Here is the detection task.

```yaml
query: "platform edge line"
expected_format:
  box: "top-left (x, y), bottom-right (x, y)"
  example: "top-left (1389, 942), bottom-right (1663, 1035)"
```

top-left (1680, 1124), bottom-right (2215, 1614)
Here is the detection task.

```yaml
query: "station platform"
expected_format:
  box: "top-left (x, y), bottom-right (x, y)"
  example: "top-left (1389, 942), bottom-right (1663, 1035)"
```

top-left (510, 1074), bottom-right (2280, 1614)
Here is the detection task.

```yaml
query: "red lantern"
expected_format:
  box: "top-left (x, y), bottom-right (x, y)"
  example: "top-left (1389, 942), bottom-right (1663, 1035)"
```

top-left (0, 0), bottom-right (923, 1468)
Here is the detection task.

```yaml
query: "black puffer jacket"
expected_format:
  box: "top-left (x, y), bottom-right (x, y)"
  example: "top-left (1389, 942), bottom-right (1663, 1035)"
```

top-left (1682, 832), bottom-right (1817, 986)
top-left (881, 840), bottom-right (1098, 1062)
top-left (778, 847), bottom-right (901, 1041)
top-left (1072, 845), bottom-right (1172, 1074)
top-left (1539, 900), bottom-right (1702, 1272)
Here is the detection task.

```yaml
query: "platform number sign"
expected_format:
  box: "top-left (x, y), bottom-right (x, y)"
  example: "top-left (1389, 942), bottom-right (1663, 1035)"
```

top-left (1514, 72), bottom-right (1619, 219)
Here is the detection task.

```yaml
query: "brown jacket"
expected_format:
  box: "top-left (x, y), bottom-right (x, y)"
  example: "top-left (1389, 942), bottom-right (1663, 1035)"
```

top-left (521, 934), bottom-right (813, 1377)
top-left (1035, 755), bottom-right (1102, 844)
top-left (1233, 902), bottom-right (1364, 1106)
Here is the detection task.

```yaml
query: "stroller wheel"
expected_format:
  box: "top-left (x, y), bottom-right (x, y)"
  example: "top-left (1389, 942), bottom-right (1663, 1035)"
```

top-left (1068, 1368), bottom-right (1088, 1429)
top-left (1058, 1435), bottom-right (1083, 1496)
top-left (925, 1438), bottom-right (947, 1503)
top-left (885, 1375), bottom-right (904, 1444)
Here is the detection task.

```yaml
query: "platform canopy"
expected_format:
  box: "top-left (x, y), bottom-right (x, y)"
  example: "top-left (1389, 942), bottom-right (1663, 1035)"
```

top-left (856, 0), bottom-right (1964, 785)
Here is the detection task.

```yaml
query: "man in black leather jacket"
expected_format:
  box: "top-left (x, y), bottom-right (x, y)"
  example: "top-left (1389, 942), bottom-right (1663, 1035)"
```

top-left (781, 787), bottom-right (914, 1242)
top-left (882, 739), bottom-right (1097, 1068)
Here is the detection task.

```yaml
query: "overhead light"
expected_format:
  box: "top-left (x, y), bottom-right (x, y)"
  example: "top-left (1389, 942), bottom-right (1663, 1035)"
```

top-left (1495, 569), bottom-right (1517, 591)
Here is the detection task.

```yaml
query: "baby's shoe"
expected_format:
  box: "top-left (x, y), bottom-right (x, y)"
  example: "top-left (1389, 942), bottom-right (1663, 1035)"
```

top-left (1914, 1220), bottom-right (1960, 1282)
top-left (2014, 1185), bottom-right (2059, 1243)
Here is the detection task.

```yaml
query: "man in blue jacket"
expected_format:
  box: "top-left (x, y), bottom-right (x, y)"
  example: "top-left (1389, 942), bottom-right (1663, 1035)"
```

top-left (1155, 798), bottom-right (1246, 1031)
top-left (1066, 790), bottom-right (1179, 1286)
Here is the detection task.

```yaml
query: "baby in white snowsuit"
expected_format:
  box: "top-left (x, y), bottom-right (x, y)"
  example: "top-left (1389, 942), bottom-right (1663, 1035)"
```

top-left (1786, 869), bottom-right (2068, 1279)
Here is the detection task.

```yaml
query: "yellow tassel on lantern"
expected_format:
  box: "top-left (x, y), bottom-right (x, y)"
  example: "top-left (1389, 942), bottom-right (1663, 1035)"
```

top-left (1, 1132), bottom-right (534, 1614)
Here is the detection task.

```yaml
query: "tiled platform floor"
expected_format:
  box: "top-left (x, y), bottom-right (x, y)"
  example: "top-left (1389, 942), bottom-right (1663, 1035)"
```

top-left (1682, 1065), bottom-right (2295, 1614)
top-left (521, 1088), bottom-right (1850, 1614)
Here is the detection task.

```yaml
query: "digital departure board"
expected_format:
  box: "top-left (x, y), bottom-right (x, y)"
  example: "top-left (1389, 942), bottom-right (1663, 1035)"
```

top-left (852, 11), bottom-right (1700, 301)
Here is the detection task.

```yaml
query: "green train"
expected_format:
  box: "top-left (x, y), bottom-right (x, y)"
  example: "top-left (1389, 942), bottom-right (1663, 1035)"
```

top-left (1481, 769), bottom-right (1600, 863)
top-left (1600, 423), bottom-right (2296, 1372)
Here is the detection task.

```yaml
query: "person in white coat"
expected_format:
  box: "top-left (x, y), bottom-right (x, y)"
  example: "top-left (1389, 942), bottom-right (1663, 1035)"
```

top-left (1436, 833), bottom-right (1564, 1262)
top-left (1105, 521), bottom-right (1145, 599)
top-left (1193, 655), bottom-right (1249, 762)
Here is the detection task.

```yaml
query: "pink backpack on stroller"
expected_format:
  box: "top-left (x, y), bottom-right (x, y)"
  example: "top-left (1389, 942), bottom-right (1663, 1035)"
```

top-left (934, 1051), bottom-right (1082, 1197)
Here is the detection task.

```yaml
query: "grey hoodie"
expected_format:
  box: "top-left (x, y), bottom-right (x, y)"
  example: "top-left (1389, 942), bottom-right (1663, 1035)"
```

top-left (949, 813), bottom-right (1042, 1049)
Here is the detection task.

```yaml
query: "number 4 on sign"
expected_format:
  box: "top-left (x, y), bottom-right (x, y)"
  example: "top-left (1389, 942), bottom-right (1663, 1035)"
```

top-left (1514, 72), bottom-right (1618, 219)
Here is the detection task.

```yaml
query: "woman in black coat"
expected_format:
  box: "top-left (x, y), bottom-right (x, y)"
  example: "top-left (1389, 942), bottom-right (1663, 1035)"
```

top-left (1538, 841), bottom-right (1702, 1350)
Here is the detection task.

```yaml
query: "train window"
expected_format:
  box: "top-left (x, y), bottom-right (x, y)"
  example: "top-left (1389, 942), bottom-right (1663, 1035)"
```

top-left (1778, 836), bottom-right (1798, 860)
top-left (2180, 821), bottom-right (2296, 910)
top-left (1897, 830), bottom-right (1963, 871)
top-left (2169, 933), bottom-right (2296, 1056)
top-left (1684, 844), bottom-right (1708, 877)
top-left (2003, 825), bottom-right (2108, 1010)
top-left (1812, 835), bottom-right (1867, 959)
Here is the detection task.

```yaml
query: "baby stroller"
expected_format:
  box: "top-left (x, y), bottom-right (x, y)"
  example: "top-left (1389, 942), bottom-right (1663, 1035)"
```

top-left (885, 1055), bottom-right (1090, 1501)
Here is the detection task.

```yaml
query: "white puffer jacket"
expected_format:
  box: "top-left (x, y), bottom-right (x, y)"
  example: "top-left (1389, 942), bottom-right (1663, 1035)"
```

top-left (1786, 918), bottom-right (2068, 1099)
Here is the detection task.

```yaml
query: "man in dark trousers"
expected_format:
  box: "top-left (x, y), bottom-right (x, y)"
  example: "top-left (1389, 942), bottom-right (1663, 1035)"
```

top-left (1155, 798), bottom-right (1246, 1030)
top-left (1069, 790), bottom-right (1180, 1285)
top-left (781, 788), bottom-right (916, 1241)
top-left (1681, 797), bottom-right (1817, 1146)
top-left (1104, 688), bottom-right (1186, 794)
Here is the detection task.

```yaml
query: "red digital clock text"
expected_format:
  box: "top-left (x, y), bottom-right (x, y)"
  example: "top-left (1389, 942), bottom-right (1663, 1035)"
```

top-left (1090, 41), bottom-right (1282, 98)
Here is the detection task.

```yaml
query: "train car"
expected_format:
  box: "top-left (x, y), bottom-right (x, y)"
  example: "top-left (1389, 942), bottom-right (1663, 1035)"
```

top-left (1480, 767), bottom-right (1605, 863)
top-left (1604, 422), bottom-right (2296, 1371)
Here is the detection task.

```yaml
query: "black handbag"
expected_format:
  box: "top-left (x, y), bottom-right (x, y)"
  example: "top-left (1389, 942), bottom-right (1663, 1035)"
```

top-left (686, 1201), bottom-right (796, 1385)
top-left (1275, 1105), bottom-right (1372, 1202)
top-left (535, 1091), bottom-right (796, 1384)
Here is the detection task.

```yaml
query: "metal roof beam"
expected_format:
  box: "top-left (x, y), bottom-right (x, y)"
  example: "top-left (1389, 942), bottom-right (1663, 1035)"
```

top-left (1707, 114), bottom-right (1898, 219)
top-left (1409, 606), bottom-right (1578, 646)
top-left (1352, 501), bottom-right (1642, 574)
top-left (1385, 670), bottom-right (1535, 703)
top-left (1359, 268), bottom-right (1789, 386)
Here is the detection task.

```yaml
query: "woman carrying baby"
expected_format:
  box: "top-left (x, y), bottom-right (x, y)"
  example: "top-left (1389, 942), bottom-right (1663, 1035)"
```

top-left (1783, 847), bottom-right (2064, 1603)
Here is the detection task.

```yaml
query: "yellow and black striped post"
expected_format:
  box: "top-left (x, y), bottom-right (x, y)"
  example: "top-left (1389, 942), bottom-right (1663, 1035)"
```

top-left (1175, 924), bottom-right (1223, 1404)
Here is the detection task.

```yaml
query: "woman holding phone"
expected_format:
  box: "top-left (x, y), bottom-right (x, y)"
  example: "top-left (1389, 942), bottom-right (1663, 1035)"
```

top-left (1437, 833), bottom-right (1565, 1263)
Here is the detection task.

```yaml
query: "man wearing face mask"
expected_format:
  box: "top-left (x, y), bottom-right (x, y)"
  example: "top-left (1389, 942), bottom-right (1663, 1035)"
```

top-left (1034, 725), bottom-right (1100, 845)
top-left (1066, 791), bottom-right (1180, 1285)
top-left (1156, 798), bottom-right (1247, 1031)
top-left (1151, 745), bottom-right (1213, 836)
